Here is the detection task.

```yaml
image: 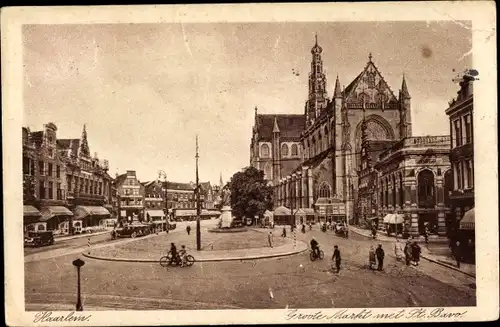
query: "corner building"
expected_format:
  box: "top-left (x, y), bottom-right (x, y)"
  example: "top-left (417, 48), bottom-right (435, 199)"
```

top-left (251, 37), bottom-right (412, 223)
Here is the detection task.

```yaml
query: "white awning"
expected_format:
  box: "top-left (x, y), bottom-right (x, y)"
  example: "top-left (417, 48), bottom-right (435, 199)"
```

top-left (176, 210), bottom-right (197, 217)
top-left (383, 214), bottom-right (404, 224)
top-left (459, 208), bottom-right (474, 230)
top-left (146, 210), bottom-right (165, 218)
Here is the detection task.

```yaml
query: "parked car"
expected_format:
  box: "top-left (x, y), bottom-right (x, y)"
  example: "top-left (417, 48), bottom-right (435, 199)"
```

top-left (115, 224), bottom-right (151, 238)
top-left (168, 222), bottom-right (177, 231)
top-left (24, 231), bottom-right (54, 247)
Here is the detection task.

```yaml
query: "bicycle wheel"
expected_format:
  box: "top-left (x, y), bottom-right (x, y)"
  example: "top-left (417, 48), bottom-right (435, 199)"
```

top-left (318, 250), bottom-right (324, 260)
top-left (159, 256), bottom-right (169, 267)
top-left (309, 251), bottom-right (316, 261)
top-left (185, 255), bottom-right (195, 267)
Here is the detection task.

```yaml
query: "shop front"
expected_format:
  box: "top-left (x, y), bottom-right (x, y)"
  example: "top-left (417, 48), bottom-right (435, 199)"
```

top-left (23, 205), bottom-right (42, 232)
top-left (146, 209), bottom-right (167, 231)
top-left (39, 206), bottom-right (74, 232)
top-left (458, 207), bottom-right (475, 263)
top-left (73, 205), bottom-right (111, 231)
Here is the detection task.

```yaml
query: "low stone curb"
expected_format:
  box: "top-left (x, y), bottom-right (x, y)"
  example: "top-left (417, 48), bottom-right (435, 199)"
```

top-left (350, 227), bottom-right (476, 278)
top-left (82, 245), bottom-right (308, 263)
top-left (420, 255), bottom-right (476, 278)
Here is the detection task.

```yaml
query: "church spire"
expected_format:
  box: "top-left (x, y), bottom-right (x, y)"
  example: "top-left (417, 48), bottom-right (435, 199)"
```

top-left (272, 116), bottom-right (280, 133)
top-left (219, 173), bottom-right (223, 188)
top-left (401, 74), bottom-right (411, 99)
top-left (306, 35), bottom-right (328, 126)
top-left (334, 75), bottom-right (342, 98)
top-left (82, 124), bottom-right (87, 140)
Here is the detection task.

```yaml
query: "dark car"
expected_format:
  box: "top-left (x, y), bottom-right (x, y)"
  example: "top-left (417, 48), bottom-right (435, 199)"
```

top-left (116, 224), bottom-right (151, 238)
top-left (168, 222), bottom-right (177, 231)
top-left (24, 231), bottom-right (54, 247)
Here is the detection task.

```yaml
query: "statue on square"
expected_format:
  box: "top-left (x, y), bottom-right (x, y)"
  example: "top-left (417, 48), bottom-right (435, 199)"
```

top-left (219, 186), bottom-right (233, 228)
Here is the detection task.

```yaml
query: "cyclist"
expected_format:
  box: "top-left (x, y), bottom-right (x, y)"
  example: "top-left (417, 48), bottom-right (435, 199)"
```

top-left (169, 242), bottom-right (178, 265)
top-left (178, 245), bottom-right (187, 267)
top-left (310, 237), bottom-right (320, 258)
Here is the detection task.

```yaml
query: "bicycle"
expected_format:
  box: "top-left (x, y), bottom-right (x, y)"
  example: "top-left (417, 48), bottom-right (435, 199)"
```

top-left (160, 252), bottom-right (195, 267)
top-left (309, 248), bottom-right (324, 261)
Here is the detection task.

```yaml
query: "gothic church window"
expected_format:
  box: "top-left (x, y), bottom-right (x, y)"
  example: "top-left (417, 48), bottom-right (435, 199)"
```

top-left (291, 144), bottom-right (298, 156)
top-left (318, 182), bottom-right (331, 198)
top-left (366, 72), bottom-right (376, 88)
top-left (281, 144), bottom-right (289, 158)
top-left (261, 144), bottom-right (270, 158)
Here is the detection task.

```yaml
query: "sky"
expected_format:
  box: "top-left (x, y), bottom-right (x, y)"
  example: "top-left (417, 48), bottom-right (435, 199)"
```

top-left (23, 21), bottom-right (472, 185)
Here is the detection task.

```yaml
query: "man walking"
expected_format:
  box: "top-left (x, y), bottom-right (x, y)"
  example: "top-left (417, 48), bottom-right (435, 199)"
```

top-left (332, 245), bottom-right (341, 273)
top-left (375, 244), bottom-right (385, 271)
top-left (186, 225), bottom-right (191, 235)
top-left (404, 240), bottom-right (412, 266)
top-left (411, 241), bottom-right (421, 266)
top-left (268, 231), bottom-right (273, 248)
top-left (453, 240), bottom-right (461, 268)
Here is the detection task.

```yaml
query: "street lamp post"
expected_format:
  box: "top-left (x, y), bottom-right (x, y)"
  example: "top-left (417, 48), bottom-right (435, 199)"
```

top-left (158, 170), bottom-right (168, 230)
top-left (195, 136), bottom-right (201, 251)
top-left (72, 258), bottom-right (85, 311)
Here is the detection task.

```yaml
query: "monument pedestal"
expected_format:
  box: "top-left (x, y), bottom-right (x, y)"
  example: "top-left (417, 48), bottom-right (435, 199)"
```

top-left (220, 206), bottom-right (233, 228)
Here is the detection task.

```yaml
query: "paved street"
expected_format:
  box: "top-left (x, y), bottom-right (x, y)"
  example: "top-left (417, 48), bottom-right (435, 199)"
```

top-left (25, 227), bottom-right (475, 310)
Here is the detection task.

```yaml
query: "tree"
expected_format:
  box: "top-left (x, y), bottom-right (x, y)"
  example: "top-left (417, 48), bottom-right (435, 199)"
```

top-left (229, 167), bottom-right (273, 220)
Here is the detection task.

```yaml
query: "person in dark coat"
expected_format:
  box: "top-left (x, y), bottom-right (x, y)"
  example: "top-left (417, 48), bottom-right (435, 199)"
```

top-left (452, 240), bottom-right (461, 268)
top-left (411, 241), bottom-right (421, 266)
top-left (404, 240), bottom-right (412, 266)
top-left (186, 225), bottom-right (191, 235)
top-left (375, 244), bottom-right (385, 271)
top-left (281, 227), bottom-right (287, 238)
top-left (332, 245), bottom-right (341, 273)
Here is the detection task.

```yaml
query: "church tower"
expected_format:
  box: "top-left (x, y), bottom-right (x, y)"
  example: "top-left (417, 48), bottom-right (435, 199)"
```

top-left (305, 34), bottom-right (328, 127)
top-left (272, 117), bottom-right (281, 187)
top-left (399, 75), bottom-right (412, 138)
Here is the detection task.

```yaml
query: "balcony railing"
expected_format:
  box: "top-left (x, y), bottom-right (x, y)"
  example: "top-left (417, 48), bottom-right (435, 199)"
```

top-left (379, 136), bottom-right (451, 161)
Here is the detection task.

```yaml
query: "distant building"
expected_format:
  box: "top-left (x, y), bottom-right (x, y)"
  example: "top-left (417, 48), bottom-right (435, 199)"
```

top-left (445, 75), bottom-right (474, 237)
top-left (114, 170), bottom-right (145, 223)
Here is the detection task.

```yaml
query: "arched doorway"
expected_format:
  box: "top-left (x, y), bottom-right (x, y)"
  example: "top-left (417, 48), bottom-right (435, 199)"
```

top-left (417, 169), bottom-right (437, 234)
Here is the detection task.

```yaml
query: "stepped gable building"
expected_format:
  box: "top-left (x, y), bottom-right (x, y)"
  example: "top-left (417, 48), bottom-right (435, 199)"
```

top-left (57, 125), bottom-right (113, 232)
top-left (22, 123), bottom-right (71, 232)
top-left (252, 36), bottom-right (412, 223)
top-left (249, 108), bottom-right (305, 185)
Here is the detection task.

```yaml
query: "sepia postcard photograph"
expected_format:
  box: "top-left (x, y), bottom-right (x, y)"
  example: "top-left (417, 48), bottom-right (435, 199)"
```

top-left (2, 2), bottom-right (498, 326)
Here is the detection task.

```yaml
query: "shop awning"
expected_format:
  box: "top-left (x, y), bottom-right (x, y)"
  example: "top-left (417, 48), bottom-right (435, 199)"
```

top-left (40, 206), bottom-right (73, 221)
top-left (146, 210), bottom-right (165, 218)
top-left (201, 210), bottom-right (221, 216)
top-left (24, 205), bottom-right (41, 217)
top-left (74, 206), bottom-right (110, 220)
top-left (293, 208), bottom-right (306, 216)
top-left (459, 208), bottom-right (475, 230)
top-left (274, 206), bottom-right (291, 216)
top-left (176, 210), bottom-right (197, 217)
top-left (383, 214), bottom-right (404, 224)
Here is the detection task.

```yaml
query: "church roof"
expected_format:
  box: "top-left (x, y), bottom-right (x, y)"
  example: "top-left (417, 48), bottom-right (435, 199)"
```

top-left (256, 114), bottom-right (305, 141)
top-left (342, 55), bottom-right (398, 102)
top-left (292, 147), bottom-right (332, 174)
